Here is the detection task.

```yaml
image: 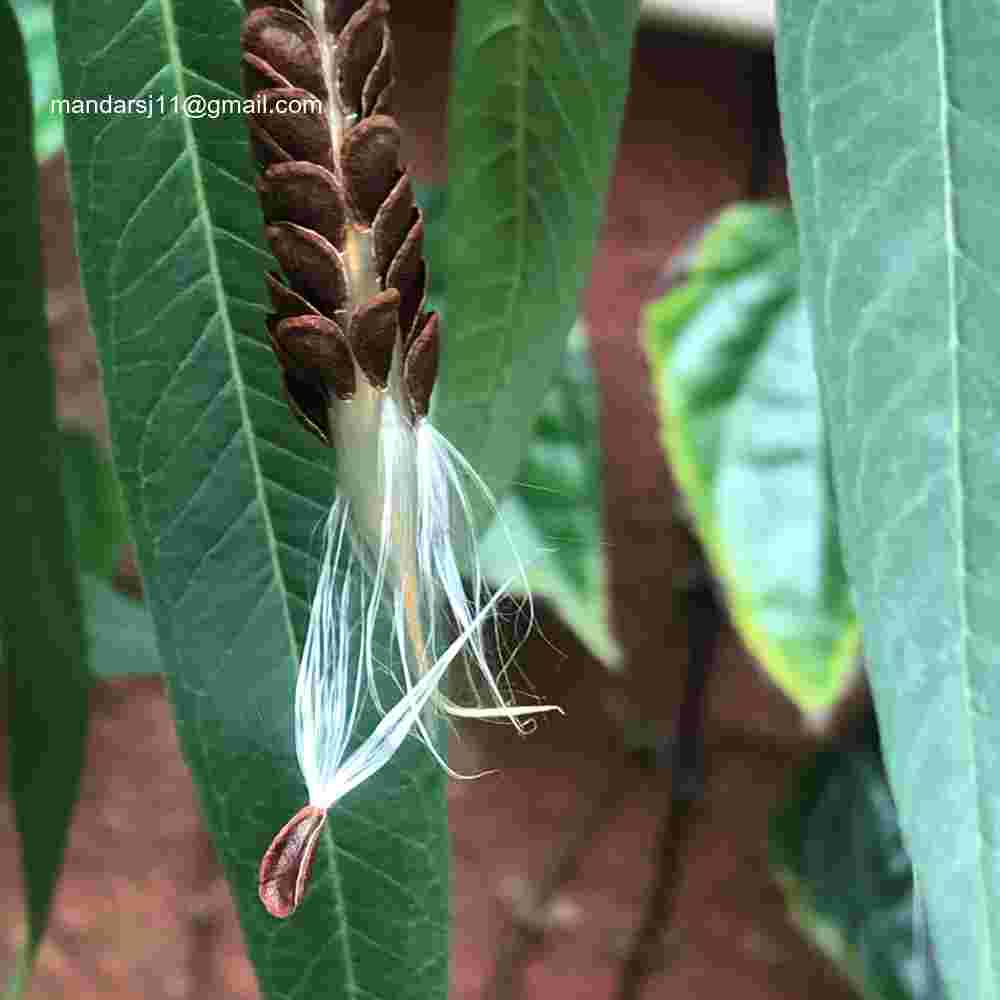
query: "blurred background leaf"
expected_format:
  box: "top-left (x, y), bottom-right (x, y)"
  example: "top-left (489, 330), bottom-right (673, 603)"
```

top-left (60, 428), bottom-right (127, 580)
top-left (771, 714), bottom-right (944, 1000)
top-left (12, 0), bottom-right (61, 160)
top-left (0, 1), bottom-right (87, 991)
top-left (59, 426), bottom-right (162, 678)
top-left (645, 204), bottom-right (857, 713)
top-left (79, 576), bottom-right (161, 678)
top-left (479, 325), bottom-right (620, 667)
top-left (435, 0), bottom-right (642, 504)
top-left (418, 186), bottom-right (619, 668)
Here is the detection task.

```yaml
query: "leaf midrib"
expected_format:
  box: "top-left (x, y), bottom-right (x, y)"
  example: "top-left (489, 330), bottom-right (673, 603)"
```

top-left (932, 0), bottom-right (994, 989)
top-left (157, 1), bottom-right (359, 993)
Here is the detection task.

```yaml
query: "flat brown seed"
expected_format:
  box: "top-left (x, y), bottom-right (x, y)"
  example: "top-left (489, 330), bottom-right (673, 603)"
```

top-left (361, 31), bottom-right (393, 117)
top-left (265, 271), bottom-right (319, 321)
top-left (259, 162), bottom-right (347, 248)
top-left (266, 223), bottom-right (350, 321)
top-left (242, 51), bottom-right (293, 97)
top-left (403, 312), bottom-right (440, 420)
top-left (340, 115), bottom-right (401, 225)
top-left (259, 805), bottom-right (328, 918)
top-left (282, 371), bottom-right (333, 445)
top-left (248, 117), bottom-right (293, 169)
top-left (242, 8), bottom-right (326, 99)
top-left (337, 0), bottom-right (389, 118)
top-left (372, 173), bottom-right (415, 277)
top-left (248, 88), bottom-right (332, 169)
top-left (386, 216), bottom-right (425, 338)
top-left (274, 314), bottom-right (356, 399)
top-left (369, 78), bottom-right (394, 117)
top-left (348, 287), bottom-right (400, 389)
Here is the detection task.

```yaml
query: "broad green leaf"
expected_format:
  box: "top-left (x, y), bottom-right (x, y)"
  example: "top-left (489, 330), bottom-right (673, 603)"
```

top-left (435, 0), bottom-right (642, 499)
top-left (771, 718), bottom-right (944, 1000)
top-left (778, 4), bottom-right (1000, 996)
top-left (417, 187), bottom-right (619, 667)
top-left (13, 0), bottom-right (61, 159)
top-left (0, 0), bottom-right (88, 989)
top-left (60, 428), bottom-right (127, 580)
top-left (480, 324), bottom-right (621, 667)
top-left (54, 2), bottom-right (446, 997)
top-left (645, 204), bottom-right (857, 713)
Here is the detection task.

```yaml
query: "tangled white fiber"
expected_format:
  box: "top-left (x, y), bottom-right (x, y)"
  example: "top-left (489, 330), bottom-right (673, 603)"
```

top-left (295, 372), bottom-right (560, 812)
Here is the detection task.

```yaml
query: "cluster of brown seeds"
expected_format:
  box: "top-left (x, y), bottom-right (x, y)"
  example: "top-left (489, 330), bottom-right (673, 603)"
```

top-left (242, 0), bottom-right (439, 444)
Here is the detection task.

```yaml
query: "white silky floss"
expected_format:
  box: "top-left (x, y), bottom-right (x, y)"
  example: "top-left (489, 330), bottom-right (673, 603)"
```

top-left (294, 374), bottom-right (561, 813)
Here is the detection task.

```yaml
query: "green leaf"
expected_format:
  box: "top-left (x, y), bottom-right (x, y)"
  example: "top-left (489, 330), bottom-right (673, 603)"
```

top-left (435, 0), bottom-right (641, 498)
top-left (59, 428), bottom-right (163, 677)
top-left (81, 575), bottom-right (162, 678)
top-left (12, 0), bottom-right (62, 159)
top-left (645, 204), bottom-right (857, 713)
top-left (480, 324), bottom-right (621, 667)
top-left (778, 4), bottom-right (1000, 997)
top-left (60, 428), bottom-right (127, 580)
top-left (0, 0), bottom-right (88, 988)
top-left (417, 186), bottom-right (619, 667)
top-left (54, 2), bottom-right (446, 996)
top-left (771, 718), bottom-right (944, 1000)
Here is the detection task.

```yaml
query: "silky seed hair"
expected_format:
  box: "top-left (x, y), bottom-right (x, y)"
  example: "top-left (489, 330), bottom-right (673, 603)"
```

top-left (243, 0), bottom-right (561, 918)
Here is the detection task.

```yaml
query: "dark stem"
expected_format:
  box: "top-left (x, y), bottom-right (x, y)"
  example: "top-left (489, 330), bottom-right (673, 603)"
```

top-left (615, 565), bottom-right (722, 1000)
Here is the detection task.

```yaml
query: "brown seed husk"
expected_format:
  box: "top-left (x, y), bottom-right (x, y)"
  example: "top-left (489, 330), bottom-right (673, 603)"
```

top-left (349, 287), bottom-right (400, 389)
top-left (274, 314), bottom-right (357, 399)
top-left (258, 162), bottom-right (347, 248)
top-left (259, 805), bottom-right (327, 919)
top-left (266, 222), bottom-right (350, 321)
top-left (242, 0), bottom-right (440, 443)
top-left (403, 312), bottom-right (440, 419)
top-left (341, 115), bottom-right (401, 224)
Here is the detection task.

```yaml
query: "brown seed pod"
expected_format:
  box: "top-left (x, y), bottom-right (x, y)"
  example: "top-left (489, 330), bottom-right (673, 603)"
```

top-left (258, 804), bottom-right (327, 918)
top-left (242, 0), bottom-right (440, 440)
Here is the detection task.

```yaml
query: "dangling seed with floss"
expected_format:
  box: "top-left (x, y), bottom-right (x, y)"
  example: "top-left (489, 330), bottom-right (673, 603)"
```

top-left (258, 805), bottom-right (327, 918)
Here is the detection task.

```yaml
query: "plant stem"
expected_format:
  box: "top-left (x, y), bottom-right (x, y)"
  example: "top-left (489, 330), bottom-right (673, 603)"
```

top-left (616, 565), bottom-right (721, 1000)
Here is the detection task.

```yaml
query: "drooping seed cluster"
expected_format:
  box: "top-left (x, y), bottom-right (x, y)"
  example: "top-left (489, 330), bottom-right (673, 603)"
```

top-left (241, 0), bottom-right (439, 443)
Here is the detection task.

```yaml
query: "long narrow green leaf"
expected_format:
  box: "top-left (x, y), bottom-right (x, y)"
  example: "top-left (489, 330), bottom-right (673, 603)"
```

top-left (436, 0), bottom-right (641, 497)
top-left (0, 0), bottom-right (89, 988)
top-left (778, 4), bottom-right (1000, 997)
top-left (54, 2), bottom-right (446, 995)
